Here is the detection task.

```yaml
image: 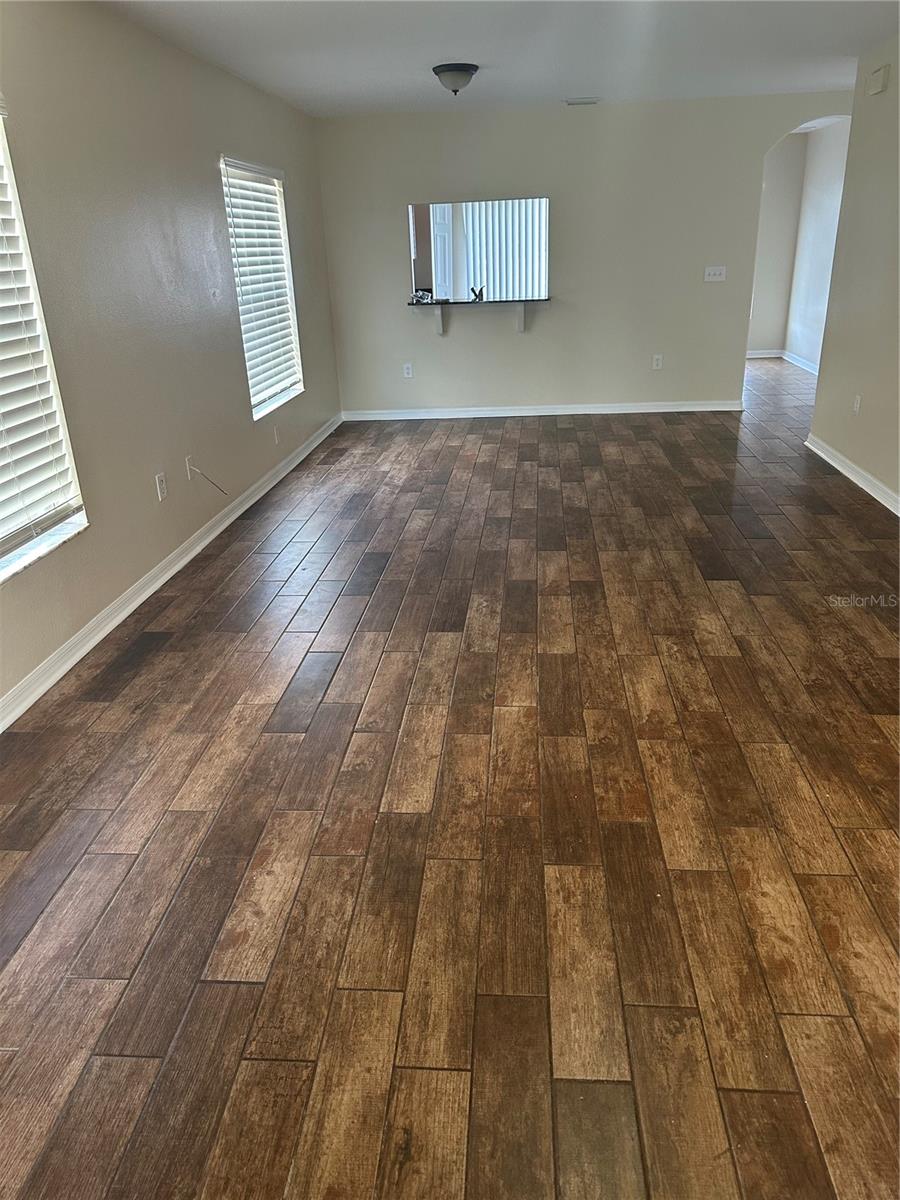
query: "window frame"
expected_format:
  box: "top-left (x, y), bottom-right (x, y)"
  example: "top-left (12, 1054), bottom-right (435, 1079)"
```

top-left (0, 104), bottom-right (87, 585)
top-left (220, 156), bottom-right (304, 422)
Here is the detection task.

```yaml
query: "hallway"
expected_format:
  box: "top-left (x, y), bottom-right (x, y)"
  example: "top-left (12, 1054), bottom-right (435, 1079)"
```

top-left (743, 356), bottom-right (819, 434)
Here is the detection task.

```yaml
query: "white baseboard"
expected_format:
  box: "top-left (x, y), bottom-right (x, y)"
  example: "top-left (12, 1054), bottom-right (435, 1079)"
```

top-left (782, 351), bottom-right (819, 376)
top-left (0, 413), bottom-right (341, 731)
top-left (805, 434), bottom-right (900, 515)
top-left (746, 349), bottom-right (819, 376)
top-left (341, 399), bottom-right (743, 421)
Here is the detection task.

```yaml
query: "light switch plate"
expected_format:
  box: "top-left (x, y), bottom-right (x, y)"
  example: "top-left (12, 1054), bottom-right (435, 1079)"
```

top-left (704, 265), bottom-right (727, 282)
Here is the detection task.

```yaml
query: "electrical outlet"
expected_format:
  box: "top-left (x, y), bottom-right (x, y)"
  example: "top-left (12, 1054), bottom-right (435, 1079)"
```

top-left (652, 354), bottom-right (664, 370)
top-left (402, 362), bottom-right (414, 380)
top-left (866, 64), bottom-right (890, 95)
top-left (852, 394), bottom-right (862, 415)
top-left (185, 455), bottom-right (194, 481)
top-left (704, 265), bottom-right (727, 282)
top-left (155, 472), bottom-right (168, 502)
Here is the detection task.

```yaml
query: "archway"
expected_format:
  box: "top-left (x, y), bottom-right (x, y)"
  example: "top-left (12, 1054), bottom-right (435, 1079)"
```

top-left (744, 115), bottom-right (851, 428)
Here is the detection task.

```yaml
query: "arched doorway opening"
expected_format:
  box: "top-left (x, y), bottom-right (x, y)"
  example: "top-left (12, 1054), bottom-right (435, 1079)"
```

top-left (744, 115), bottom-right (851, 428)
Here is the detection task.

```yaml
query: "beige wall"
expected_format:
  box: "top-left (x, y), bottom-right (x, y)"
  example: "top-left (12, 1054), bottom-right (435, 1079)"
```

top-left (812, 36), bottom-right (899, 499)
top-left (0, 1), bottom-right (341, 696)
top-left (786, 118), bottom-right (851, 368)
top-left (316, 91), bottom-right (850, 417)
top-left (747, 133), bottom-right (806, 354)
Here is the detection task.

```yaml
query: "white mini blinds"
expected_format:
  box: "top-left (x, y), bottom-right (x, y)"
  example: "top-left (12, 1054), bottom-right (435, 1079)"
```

top-left (220, 157), bottom-right (304, 420)
top-left (0, 111), bottom-right (84, 562)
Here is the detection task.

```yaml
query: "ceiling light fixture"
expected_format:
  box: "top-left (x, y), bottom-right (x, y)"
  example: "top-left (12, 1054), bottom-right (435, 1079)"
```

top-left (432, 63), bottom-right (479, 96)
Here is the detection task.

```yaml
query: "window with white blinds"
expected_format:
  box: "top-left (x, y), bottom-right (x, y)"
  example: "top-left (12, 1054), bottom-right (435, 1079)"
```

top-left (0, 108), bottom-right (84, 569)
top-left (461, 198), bottom-right (549, 301)
top-left (220, 157), bottom-right (303, 420)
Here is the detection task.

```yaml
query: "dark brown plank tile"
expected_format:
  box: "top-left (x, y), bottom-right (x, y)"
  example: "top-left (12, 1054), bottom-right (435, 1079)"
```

top-left (781, 1015), bottom-right (898, 1200)
top-left (398, 857), bottom-right (481, 1069)
top-left (427, 733), bottom-right (490, 859)
top-left (544, 864), bottom-right (628, 1080)
top-left (627, 1006), bottom-right (741, 1199)
top-left (374, 1068), bottom-right (469, 1200)
top-left (338, 812), bottom-right (428, 990)
top-left (836, 827), bottom-right (899, 950)
top-left (488, 706), bottom-right (539, 818)
top-left (278, 703), bottom-right (358, 809)
top-left (381, 705), bottom-right (448, 813)
top-left (583, 707), bottom-right (652, 821)
top-left (720, 1090), bottom-right (836, 1200)
top-left (638, 738), bottom-right (723, 869)
top-left (601, 821), bottom-right (695, 1007)
top-left (19, 1056), bottom-right (158, 1200)
top-left (538, 653), bottom-right (583, 736)
top-left (107, 980), bottom-right (261, 1200)
top-left (283, 988), bottom-right (401, 1200)
top-left (0, 810), bottom-right (108, 969)
top-left (467, 995), bottom-right (555, 1200)
top-left (205, 809), bottom-right (319, 982)
top-left (0, 852), bottom-right (133, 1047)
top-left (721, 825), bottom-right (846, 1016)
top-left (540, 736), bottom-right (603, 865)
top-left (313, 731), bottom-right (396, 855)
top-left (799, 873), bottom-right (899, 1097)
top-left (88, 731), bottom-right (208, 854)
top-left (97, 855), bottom-right (245, 1058)
top-left (0, 977), bottom-right (126, 1199)
top-left (73, 811), bottom-right (211, 978)
top-left (198, 1060), bottom-right (313, 1200)
top-left (671, 870), bottom-right (795, 1090)
top-left (356, 652), bottom-right (418, 732)
top-left (742, 743), bottom-right (851, 874)
top-left (478, 816), bottom-right (546, 997)
top-left (200, 732), bottom-right (301, 858)
top-left (265, 652), bottom-right (342, 732)
top-left (554, 1080), bottom-right (647, 1200)
top-left (247, 854), bottom-right (362, 1060)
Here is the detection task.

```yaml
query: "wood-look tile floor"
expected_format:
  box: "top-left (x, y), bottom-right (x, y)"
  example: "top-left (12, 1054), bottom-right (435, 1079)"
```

top-left (1, 358), bottom-right (898, 1199)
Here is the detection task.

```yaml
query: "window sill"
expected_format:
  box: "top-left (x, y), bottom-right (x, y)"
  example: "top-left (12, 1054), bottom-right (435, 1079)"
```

top-left (0, 511), bottom-right (90, 586)
top-left (252, 383), bottom-right (305, 422)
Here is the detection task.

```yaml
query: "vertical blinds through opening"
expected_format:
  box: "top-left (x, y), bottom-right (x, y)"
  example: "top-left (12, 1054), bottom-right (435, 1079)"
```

top-left (220, 157), bottom-right (303, 418)
top-left (461, 198), bottom-right (549, 301)
top-left (0, 115), bottom-right (84, 559)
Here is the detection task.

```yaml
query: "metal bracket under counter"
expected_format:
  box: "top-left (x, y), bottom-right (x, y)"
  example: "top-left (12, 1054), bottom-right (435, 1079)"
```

top-left (408, 298), bottom-right (551, 335)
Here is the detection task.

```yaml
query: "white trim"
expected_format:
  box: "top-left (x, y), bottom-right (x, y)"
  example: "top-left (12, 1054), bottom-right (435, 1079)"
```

top-left (0, 511), bottom-right (89, 586)
top-left (0, 413), bottom-right (340, 731)
top-left (782, 351), bottom-right (819, 376)
top-left (805, 434), bottom-right (900, 515)
top-left (251, 383), bottom-right (305, 422)
top-left (220, 153), bottom-right (284, 182)
top-left (340, 400), bottom-right (743, 421)
top-left (745, 350), bottom-right (819, 377)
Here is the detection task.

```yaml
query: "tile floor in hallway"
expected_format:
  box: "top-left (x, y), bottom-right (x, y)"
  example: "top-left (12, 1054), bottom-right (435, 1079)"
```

top-left (0, 358), bottom-right (897, 1199)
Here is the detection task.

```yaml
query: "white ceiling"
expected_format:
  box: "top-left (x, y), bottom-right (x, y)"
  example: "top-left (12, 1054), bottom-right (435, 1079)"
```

top-left (119, 1), bottom-right (898, 116)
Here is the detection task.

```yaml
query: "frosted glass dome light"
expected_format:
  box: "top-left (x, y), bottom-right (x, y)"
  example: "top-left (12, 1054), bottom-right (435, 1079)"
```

top-left (432, 63), bottom-right (479, 95)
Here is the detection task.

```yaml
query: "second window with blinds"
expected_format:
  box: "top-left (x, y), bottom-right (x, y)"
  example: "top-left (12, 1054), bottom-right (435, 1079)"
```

top-left (220, 157), bottom-right (304, 421)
